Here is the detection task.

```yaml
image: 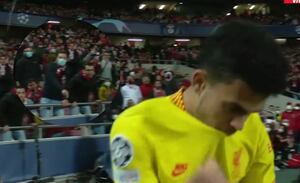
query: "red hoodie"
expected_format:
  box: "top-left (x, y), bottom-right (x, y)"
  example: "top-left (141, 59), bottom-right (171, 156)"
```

top-left (293, 110), bottom-right (300, 132)
top-left (282, 110), bottom-right (298, 132)
top-left (140, 84), bottom-right (153, 99)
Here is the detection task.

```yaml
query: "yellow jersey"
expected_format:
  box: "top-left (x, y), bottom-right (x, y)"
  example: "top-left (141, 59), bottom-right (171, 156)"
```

top-left (110, 96), bottom-right (275, 183)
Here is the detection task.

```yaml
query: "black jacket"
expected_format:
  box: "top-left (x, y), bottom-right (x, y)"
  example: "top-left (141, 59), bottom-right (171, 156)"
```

top-left (43, 62), bottom-right (64, 100)
top-left (67, 73), bottom-right (98, 103)
top-left (0, 92), bottom-right (33, 127)
top-left (0, 64), bottom-right (14, 98)
top-left (15, 56), bottom-right (43, 87)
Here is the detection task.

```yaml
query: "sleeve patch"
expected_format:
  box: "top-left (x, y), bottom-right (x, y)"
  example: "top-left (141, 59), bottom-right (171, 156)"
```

top-left (111, 135), bottom-right (134, 168)
top-left (113, 169), bottom-right (140, 183)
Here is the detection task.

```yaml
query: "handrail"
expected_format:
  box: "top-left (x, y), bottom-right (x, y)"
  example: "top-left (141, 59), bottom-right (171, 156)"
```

top-left (285, 89), bottom-right (300, 96)
top-left (25, 101), bottom-right (112, 108)
top-left (0, 122), bottom-right (113, 130)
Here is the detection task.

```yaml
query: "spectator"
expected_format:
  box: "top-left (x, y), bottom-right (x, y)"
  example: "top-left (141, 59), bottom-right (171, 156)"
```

top-left (15, 47), bottom-right (43, 87)
top-left (40, 51), bottom-right (70, 117)
top-left (140, 75), bottom-right (153, 99)
top-left (98, 80), bottom-right (113, 101)
top-left (67, 64), bottom-right (98, 114)
top-left (0, 87), bottom-right (34, 141)
top-left (0, 55), bottom-right (14, 98)
top-left (99, 51), bottom-right (114, 81)
top-left (153, 80), bottom-right (166, 97)
top-left (150, 65), bottom-right (158, 83)
top-left (65, 43), bottom-right (82, 83)
top-left (163, 71), bottom-right (178, 95)
top-left (26, 79), bottom-right (43, 104)
top-left (120, 76), bottom-right (142, 109)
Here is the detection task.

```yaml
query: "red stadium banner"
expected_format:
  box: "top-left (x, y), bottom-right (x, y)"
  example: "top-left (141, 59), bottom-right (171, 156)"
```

top-left (284, 0), bottom-right (300, 3)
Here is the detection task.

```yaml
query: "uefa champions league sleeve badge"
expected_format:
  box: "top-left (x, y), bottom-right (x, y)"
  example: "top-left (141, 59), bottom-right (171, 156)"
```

top-left (111, 136), bottom-right (134, 168)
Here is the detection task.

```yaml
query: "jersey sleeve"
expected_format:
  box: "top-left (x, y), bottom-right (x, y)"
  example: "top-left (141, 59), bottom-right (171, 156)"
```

top-left (241, 118), bottom-right (276, 183)
top-left (110, 115), bottom-right (159, 183)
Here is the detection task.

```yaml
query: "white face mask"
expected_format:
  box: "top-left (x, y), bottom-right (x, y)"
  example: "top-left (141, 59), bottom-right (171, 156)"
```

top-left (57, 58), bottom-right (67, 66)
top-left (278, 128), bottom-right (284, 133)
top-left (266, 127), bottom-right (271, 133)
top-left (286, 105), bottom-right (293, 111)
top-left (104, 81), bottom-right (111, 87)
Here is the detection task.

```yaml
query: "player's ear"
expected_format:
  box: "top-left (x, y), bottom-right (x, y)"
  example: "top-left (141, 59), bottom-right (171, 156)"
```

top-left (192, 69), bottom-right (207, 93)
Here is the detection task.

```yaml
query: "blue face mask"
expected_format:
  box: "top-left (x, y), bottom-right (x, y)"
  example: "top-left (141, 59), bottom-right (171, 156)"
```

top-left (24, 51), bottom-right (33, 58)
top-left (57, 58), bottom-right (67, 66)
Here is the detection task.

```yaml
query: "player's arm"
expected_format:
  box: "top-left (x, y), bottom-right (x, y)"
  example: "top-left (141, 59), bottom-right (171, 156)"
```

top-left (241, 122), bottom-right (276, 183)
top-left (110, 116), bottom-right (159, 183)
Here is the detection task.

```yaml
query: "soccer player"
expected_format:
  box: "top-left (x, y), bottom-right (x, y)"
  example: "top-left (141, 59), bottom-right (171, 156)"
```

top-left (110, 21), bottom-right (288, 183)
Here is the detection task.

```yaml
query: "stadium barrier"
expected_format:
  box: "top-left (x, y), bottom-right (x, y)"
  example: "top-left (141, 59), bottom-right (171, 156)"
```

top-left (0, 123), bottom-right (112, 183)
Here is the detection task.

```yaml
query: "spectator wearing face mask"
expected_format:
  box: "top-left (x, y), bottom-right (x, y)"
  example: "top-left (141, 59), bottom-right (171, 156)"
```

top-left (40, 51), bottom-right (70, 117)
top-left (0, 87), bottom-right (34, 141)
top-left (120, 76), bottom-right (142, 109)
top-left (15, 46), bottom-right (43, 88)
top-left (67, 64), bottom-right (98, 114)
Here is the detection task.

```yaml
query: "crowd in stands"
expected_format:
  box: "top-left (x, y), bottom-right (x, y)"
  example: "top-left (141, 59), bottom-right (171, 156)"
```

top-left (1, 1), bottom-right (300, 25)
top-left (262, 103), bottom-right (300, 169)
top-left (285, 47), bottom-right (300, 99)
top-left (0, 25), bottom-right (192, 140)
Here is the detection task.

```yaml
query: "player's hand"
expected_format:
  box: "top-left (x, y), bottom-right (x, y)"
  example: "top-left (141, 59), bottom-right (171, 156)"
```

top-left (187, 160), bottom-right (228, 183)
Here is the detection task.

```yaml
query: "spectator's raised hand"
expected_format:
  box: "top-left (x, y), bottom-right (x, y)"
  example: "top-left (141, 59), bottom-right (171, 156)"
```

top-left (61, 99), bottom-right (71, 107)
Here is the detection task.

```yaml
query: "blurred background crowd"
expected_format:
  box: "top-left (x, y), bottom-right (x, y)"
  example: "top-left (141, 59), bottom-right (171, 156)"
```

top-left (1, 0), bottom-right (300, 25)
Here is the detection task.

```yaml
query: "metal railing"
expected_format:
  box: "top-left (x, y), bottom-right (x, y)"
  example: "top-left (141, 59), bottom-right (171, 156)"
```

top-left (133, 58), bottom-right (198, 67)
top-left (285, 89), bottom-right (300, 99)
top-left (0, 122), bottom-right (113, 139)
top-left (25, 101), bottom-right (112, 117)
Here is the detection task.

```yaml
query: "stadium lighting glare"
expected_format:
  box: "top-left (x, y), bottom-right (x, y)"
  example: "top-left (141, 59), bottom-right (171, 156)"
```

top-left (297, 38), bottom-right (300, 41)
top-left (173, 43), bottom-right (178, 47)
top-left (139, 4), bottom-right (146, 10)
top-left (226, 13), bottom-right (231, 16)
top-left (275, 38), bottom-right (287, 44)
top-left (175, 39), bottom-right (191, 42)
top-left (179, 2), bottom-right (183, 5)
top-left (250, 5), bottom-right (255, 10)
top-left (159, 5), bottom-right (166, 10)
top-left (233, 5), bottom-right (238, 9)
top-left (47, 20), bottom-right (60, 24)
top-left (128, 38), bottom-right (144, 42)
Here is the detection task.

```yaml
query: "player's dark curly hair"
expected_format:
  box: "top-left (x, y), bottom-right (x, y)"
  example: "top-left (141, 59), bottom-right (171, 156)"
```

top-left (199, 20), bottom-right (289, 96)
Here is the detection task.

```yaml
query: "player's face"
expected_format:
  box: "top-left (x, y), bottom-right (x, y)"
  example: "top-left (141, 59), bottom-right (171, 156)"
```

top-left (192, 71), bottom-right (266, 135)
